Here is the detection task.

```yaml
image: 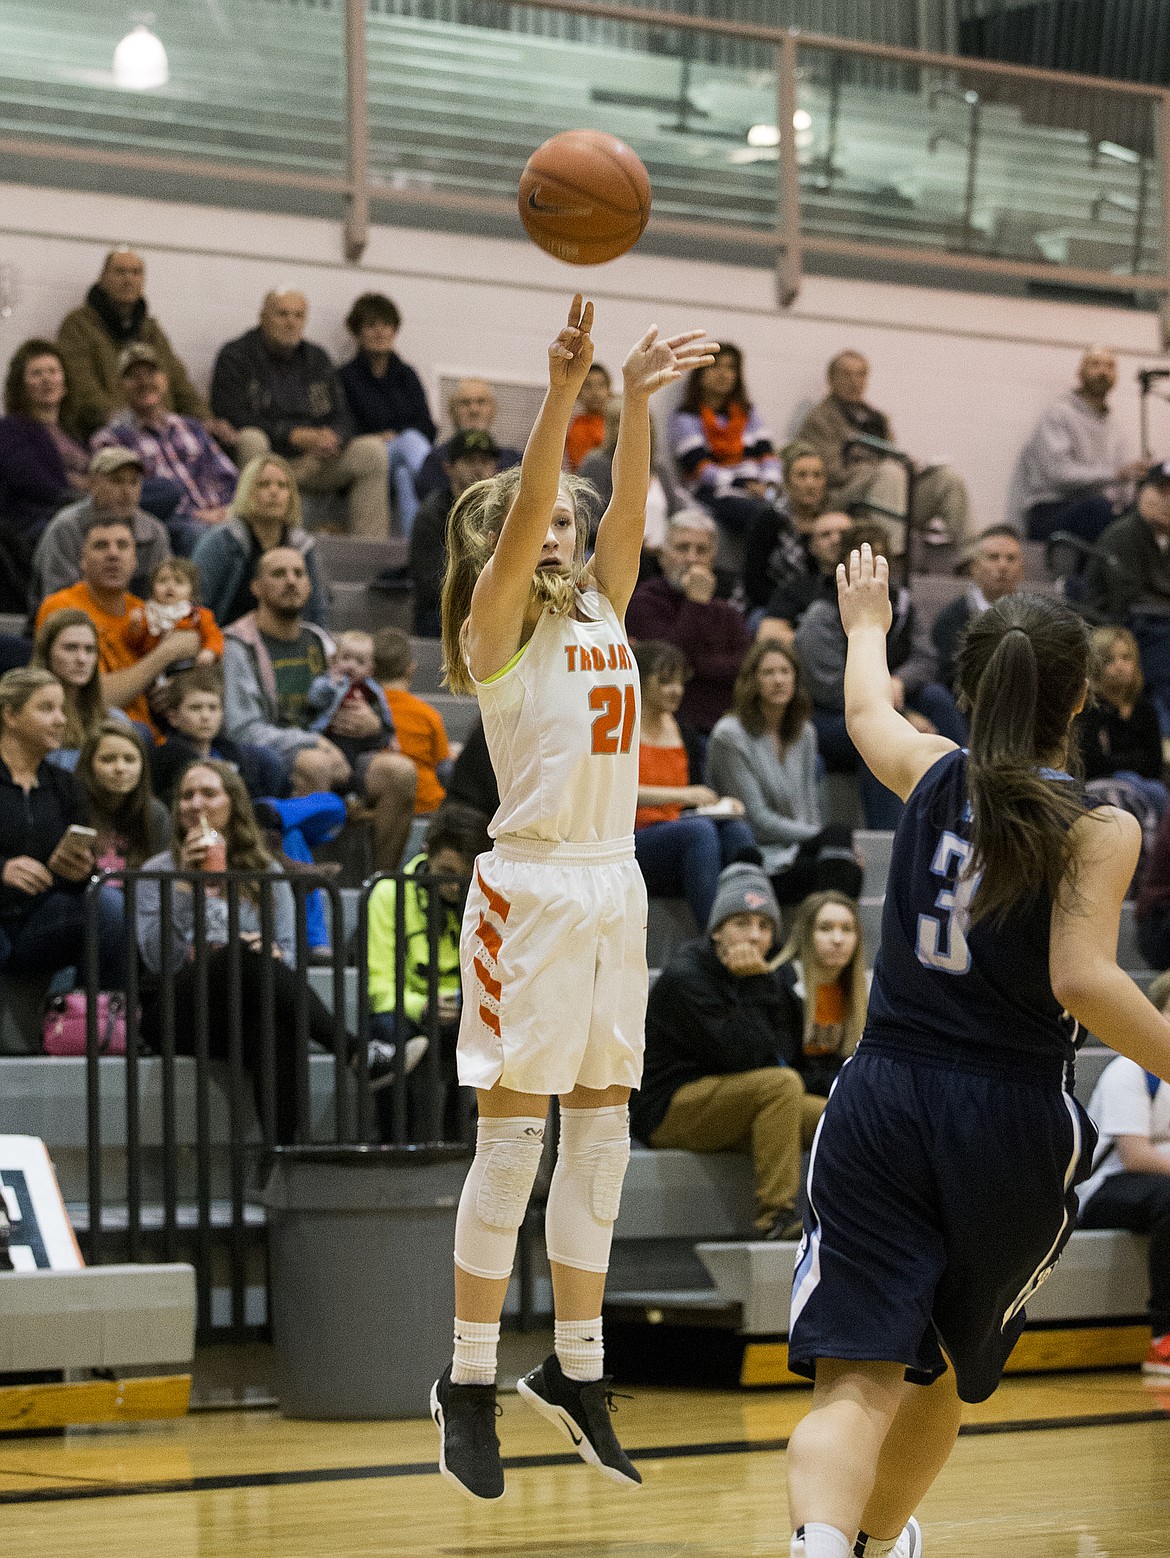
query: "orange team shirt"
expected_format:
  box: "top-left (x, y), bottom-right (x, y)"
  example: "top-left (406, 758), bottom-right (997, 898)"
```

top-left (565, 411), bottom-right (605, 472)
top-left (635, 740), bottom-right (689, 830)
top-left (383, 686), bottom-right (450, 814)
top-left (35, 581), bottom-right (158, 735)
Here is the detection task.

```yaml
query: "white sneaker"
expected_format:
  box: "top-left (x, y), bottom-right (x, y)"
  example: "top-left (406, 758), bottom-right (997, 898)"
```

top-left (855, 1517), bottom-right (923, 1558)
top-left (365, 1034), bottom-right (429, 1091)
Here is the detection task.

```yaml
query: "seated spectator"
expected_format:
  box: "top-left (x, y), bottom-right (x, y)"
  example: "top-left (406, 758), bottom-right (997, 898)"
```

top-left (578, 395), bottom-right (683, 566)
top-left (798, 349), bottom-right (972, 554)
top-left (1075, 626), bottom-right (1167, 816)
top-left (31, 609), bottom-right (123, 771)
top-left (1137, 803), bottom-right (1170, 968)
top-left (408, 430), bottom-right (500, 636)
top-left (77, 719), bottom-right (170, 871)
top-left (0, 340), bottom-right (89, 605)
top-left (210, 289), bottom-right (389, 537)
top-left (773, 890), bottom-right (868, 1098)
top-left (931, 525), bottom-right (1023, 691)
top-left (124, 557), bottom-right (223, 672)
top-left (136, 760), bottom-right (354, 1143)
top-left (707, 639), bottom-right (863, 904)
top-left (0, 667), bottom-right (122, 987)
top-left (56, 248), bottom-right (217, 443)
top-left (668, 342), bottom-right (783, 538)
top-left (742, 442), bottom-right (828, 612)
top-left (413, 378), bottom-right (522, 504)
top-left (1078, 970), bottom-right (1170, 1376)
top-left (149, 665), bottom-right (284, 805)
top-left (366, 803), bottom-right (490, 1142)
top-left (31, 446), bottom-right (171, 604)
top-left (633, 639), bottom-right (757, 927)
top-left (338, 292), bottom-right (436, 538)
top-left (444, 715), bottom-right (499, 819)
top-left (626, 511), bottom-right (751, 735)
top-left (91, 344), bottom-right (238, 554)
top-left (1084, 463), bottom-right (1170, 732)
top-left (192, 453), bottom-right (327, 629)
top-left (222, 548), bottom-right (416, 870)
top-left (1009, 346), bottom-right (1145, 544)
top-left (373, 628), bottom-right (451, 815)
top-left (630, 862), bottom-right (822, 1240)
top-left (795, 519), bottom-right (967, 828)
top-left (565, 362), bottom-right (611, 471)
top-left (757, 510), bottom-right (851, 646)
top-left (307, 629), bottom-right (396, 770)
top-left (35, 511), bottom-right (200, 737)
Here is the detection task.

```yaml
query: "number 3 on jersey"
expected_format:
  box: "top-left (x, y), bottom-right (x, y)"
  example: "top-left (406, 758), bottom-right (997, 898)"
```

top-left (916, 830), bottom-right (980, 975)
top-left (590, 684), bottom-right (636, 755)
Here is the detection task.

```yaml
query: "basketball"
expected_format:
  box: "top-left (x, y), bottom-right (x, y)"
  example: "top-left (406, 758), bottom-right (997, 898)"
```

top-left (518, 130), bottom-right (652, 265)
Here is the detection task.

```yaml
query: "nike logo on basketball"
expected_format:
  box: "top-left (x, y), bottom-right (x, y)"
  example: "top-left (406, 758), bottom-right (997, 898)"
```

top-left (528, 189), bottom-right (591, 216)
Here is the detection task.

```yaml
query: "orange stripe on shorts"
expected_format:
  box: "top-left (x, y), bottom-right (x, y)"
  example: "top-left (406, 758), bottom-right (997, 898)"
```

top-left (475, 865), bottom-right (511, 923)
top-left (479, 1003), bottom-right (501, 1038)
top-left (473, 955), bottom-right (501, 1002)
top-left (475, 914), bottom-right (502, 959)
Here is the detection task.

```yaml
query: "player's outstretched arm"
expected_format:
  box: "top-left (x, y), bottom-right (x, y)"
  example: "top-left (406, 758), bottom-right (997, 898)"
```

top-left (1052, 806), bottom-right (1170, 1081)
top-left (469, 295), bottom-right (594, 671)
top-left (592, 326), bottom-right (714, 617)
top-left (840, 543), bottom-right (955, 801)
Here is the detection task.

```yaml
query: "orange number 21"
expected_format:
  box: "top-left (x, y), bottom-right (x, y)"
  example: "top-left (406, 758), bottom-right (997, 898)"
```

top-left (589, 684), bottom-right (636, 755)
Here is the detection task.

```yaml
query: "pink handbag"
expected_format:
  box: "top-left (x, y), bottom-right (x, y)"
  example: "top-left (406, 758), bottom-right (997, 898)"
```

top-left (42, 992), bottom-right (129, 1057)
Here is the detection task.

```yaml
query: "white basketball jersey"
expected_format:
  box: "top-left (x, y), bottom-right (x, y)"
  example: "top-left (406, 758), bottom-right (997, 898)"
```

top-left (472, 587), bottom-right (640, 844)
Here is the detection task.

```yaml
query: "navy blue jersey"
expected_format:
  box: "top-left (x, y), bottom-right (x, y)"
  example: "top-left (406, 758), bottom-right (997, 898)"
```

top-left (865, 748), bottom-right (1080, 1073)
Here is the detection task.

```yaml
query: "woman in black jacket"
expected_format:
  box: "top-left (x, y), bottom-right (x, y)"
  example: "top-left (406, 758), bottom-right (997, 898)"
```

top-left (0, 668), bottom-right (123, 986)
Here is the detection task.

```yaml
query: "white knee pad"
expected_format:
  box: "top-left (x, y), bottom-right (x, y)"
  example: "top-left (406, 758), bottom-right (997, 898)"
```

top-left (453, 1116), bottom-right (546, 1281)
top-left (545, 1105), bottom-right (631, 1275)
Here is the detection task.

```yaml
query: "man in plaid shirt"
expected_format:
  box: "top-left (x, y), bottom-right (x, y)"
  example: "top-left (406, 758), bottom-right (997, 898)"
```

top-left (92, 343), bottom-right (238, 554)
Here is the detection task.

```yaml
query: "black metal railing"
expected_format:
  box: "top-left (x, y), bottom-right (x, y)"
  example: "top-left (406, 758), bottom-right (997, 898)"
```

top-left (80, 865), bottom-right (467, 1340)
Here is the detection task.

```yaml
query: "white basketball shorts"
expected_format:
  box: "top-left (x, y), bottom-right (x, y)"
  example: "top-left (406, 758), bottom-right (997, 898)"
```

top-left (456, 835), bottom-right (649, 1096)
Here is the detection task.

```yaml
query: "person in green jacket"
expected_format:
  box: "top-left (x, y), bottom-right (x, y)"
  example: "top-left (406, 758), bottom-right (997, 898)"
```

top-left (367, 803), bottom-right (490, 1140)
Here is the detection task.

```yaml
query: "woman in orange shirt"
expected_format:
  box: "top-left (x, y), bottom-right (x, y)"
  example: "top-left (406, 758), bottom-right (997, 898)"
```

top-left (773, 889), bottom-right (869, 1098)
top-left (633, 638), bottom-right (757, 927)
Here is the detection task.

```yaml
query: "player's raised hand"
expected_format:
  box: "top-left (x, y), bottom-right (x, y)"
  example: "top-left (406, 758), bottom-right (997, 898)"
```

top-left (837, 542), bottom-right (893, 637)
top-left (548, 294), bottom-right (595, 391)
top-left (622, 326), bottom-right (716, 400)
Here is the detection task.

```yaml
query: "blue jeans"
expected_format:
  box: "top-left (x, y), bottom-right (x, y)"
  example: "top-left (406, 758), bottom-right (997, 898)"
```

top-left (0, 885), bottom-right (125, 989)
top-left (635, 814), bottom-right (757, 927)
top-left (814, 685), bottom-right (967, 830)
top-left (386, 429), bottom-right (432, 537)
top-left (262, 793), bottom-right (348, 952)
top-left (1130, 615), bottom-right (1170, 735)
top-left (1026, 494), bottom-right (1114, 545)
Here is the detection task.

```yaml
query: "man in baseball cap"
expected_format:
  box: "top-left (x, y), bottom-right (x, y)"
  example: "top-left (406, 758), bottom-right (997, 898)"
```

top-left (30, 443), bottom-right (170, 605)
top-left (631, 861), bottom-right (818, 1242)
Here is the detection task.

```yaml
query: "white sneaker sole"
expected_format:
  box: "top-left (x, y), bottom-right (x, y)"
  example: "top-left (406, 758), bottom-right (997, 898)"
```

top-left (516, 1375), bottom-right (640, 1488)
top-left (429, 1379), bottom-right (505, 1503)
top-left (897, 1515), bottom-right (924, 1557)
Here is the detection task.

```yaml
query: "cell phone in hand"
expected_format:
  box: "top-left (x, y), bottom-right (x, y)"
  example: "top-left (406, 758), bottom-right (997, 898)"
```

top-left (65, 825), bottom-right (98, 842)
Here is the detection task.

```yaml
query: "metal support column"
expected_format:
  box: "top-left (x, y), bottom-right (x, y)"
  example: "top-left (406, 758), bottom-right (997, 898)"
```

top-left (344, 0), bottom-right (370, 263)
top-left (776, 31), bottom-right (803, 309)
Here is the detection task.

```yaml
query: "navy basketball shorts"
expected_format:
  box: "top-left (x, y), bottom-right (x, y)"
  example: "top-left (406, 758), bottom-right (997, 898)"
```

top-left (787, 1045), bottom-right (1098, 1403)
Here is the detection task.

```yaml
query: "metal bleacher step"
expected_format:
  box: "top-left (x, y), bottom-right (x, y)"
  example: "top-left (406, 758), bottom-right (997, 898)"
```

top-left (312, 535), bottom-right (408, 584)
top-left (857, 830), bottom-right (894, 899)
top-left (329, 580), bottom-right (413, 633)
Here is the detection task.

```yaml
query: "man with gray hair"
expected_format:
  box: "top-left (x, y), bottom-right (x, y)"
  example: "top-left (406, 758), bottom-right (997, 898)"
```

top-left (57, 247), bottom-right (212, 441)
top-left (210, 289), bottom-right (389, 537)
top-left (626, 509), bottom-right (750, 732)
top-left (1008, 345), bottom-right (1147, 543)
top-left (413, 376), bottom-right (522, 504)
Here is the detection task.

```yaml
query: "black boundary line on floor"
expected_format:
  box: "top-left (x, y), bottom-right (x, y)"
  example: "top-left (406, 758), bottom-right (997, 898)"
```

top-left (1, 1406), bottom-right (1167, 1507)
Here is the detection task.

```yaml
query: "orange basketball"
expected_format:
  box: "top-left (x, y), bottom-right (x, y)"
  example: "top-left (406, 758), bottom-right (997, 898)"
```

top-left (519, 130), bottom-right (652, 266)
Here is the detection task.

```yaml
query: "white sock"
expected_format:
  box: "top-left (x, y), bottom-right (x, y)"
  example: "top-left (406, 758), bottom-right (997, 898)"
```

top-left (451, 1319), bottom-right (499, 1386)
top-left (791, 1523), bottom-right (852, 1558)
top-left (854, 1536), bottom-right (898, 1557)
top-left (554, 1317), bottom-right (604, 1382)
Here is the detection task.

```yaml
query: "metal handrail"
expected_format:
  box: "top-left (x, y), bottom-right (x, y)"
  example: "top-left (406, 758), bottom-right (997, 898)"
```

top-left (4, 0), bottom-right (1168, 330)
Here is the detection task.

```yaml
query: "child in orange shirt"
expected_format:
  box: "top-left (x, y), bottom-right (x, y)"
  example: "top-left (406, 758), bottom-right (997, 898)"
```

top-left (123, 557), bottom-right (224, 666)
top-left (564, 362), bottom-right (610, 471)
top-left (373, 627), bottom-right (451, 814)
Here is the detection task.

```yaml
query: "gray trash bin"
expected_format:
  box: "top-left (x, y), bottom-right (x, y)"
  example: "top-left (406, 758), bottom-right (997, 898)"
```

top-left (262, 1142), bottom-right (471, 1419)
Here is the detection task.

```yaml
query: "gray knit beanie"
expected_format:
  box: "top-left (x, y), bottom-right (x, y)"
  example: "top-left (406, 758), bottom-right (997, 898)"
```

top-left (707, 861), bottom-right (782, 937)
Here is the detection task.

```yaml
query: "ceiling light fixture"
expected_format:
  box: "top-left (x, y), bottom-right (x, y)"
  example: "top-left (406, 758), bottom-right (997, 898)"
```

top-left (113, 20), bottom-right (169, 91)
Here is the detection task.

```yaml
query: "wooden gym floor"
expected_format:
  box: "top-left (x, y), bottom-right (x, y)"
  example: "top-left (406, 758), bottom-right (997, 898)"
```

top-left (2, 1363), bottom-right (1170, 1556)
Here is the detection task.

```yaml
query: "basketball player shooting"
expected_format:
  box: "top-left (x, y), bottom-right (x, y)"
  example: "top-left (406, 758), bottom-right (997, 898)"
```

top-left (430, 296), bottom-right (714, 1501)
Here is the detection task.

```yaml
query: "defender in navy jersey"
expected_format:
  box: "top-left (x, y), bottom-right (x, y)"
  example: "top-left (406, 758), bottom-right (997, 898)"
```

top-left (785, 546), bottom-right (1170, 1558)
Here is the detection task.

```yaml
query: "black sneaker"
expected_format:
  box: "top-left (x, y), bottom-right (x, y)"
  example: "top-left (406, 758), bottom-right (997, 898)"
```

top-left (516, 1354), bottom-right (641, 1487)
top-left (762, 1206), bottom-right (805, 1242)
top-left (430, 1364), bottom-right (504, 1502)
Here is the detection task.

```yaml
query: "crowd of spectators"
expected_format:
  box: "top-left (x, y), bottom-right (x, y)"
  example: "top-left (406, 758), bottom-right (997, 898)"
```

top-left (11, 251), bottom-right (1170, 1274)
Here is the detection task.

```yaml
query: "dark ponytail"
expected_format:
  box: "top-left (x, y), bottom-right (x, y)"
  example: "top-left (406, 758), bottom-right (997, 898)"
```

top-left (956, 593), bottom-right (1090, 925)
